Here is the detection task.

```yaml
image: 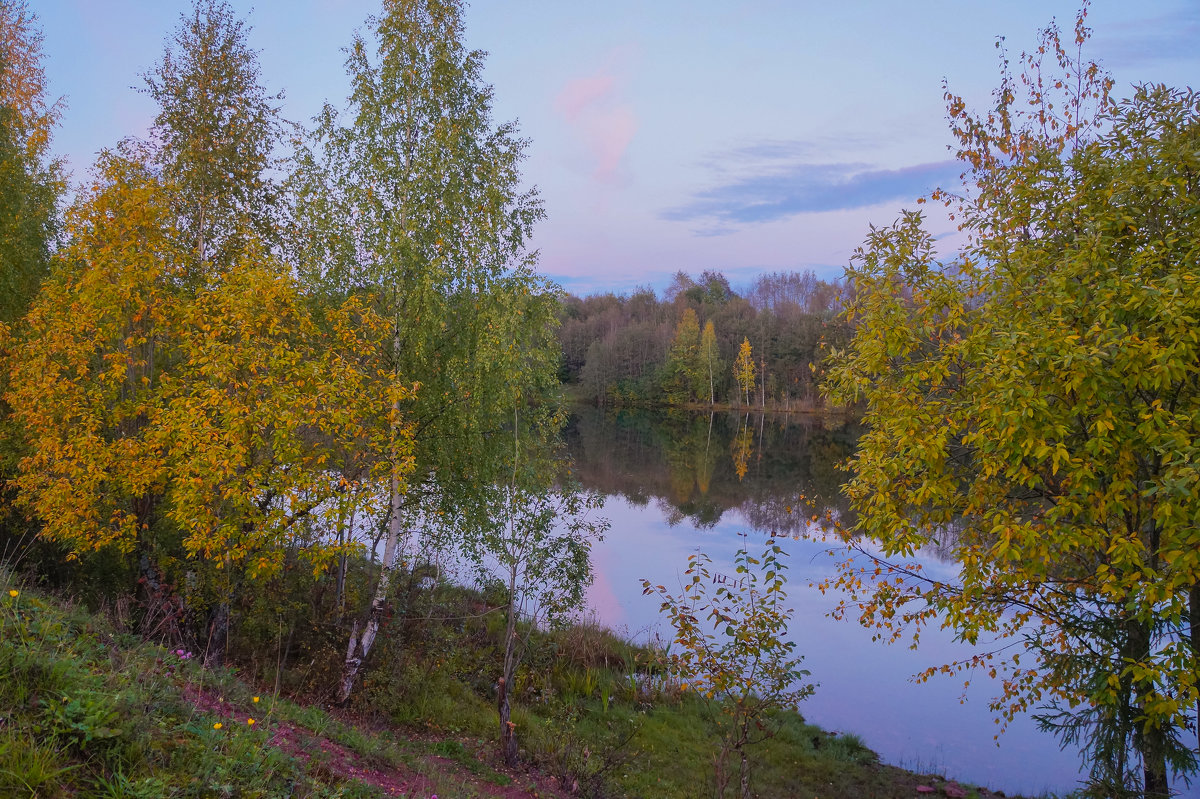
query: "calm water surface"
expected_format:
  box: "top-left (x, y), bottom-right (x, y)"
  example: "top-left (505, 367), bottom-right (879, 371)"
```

top-left (563, 406), bottom-right (1194, 798)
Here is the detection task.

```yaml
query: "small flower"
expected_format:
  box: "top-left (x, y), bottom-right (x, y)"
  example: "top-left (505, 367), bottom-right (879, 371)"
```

top-left (213, 722), bottom-right (223, 730)
top-left (252, 696), bottom-right (259, 704)
top-left (246, 718), bottom-right (255, 726)
top-left (7, 589), bottom-right (17, 598)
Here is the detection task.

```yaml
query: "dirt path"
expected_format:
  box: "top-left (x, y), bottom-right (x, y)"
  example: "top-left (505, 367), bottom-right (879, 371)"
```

top-left (181, 683), bottom-right (573, 798)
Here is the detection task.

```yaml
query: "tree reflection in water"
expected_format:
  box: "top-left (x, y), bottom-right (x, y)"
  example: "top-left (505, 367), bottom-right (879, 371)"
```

top-left (561, 406), bottom-right (859, 535)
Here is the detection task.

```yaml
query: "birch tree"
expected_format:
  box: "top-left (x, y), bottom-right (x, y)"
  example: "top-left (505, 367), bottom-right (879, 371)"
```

top-left (0, 0), bottom-right (60, 326)
top-left (291, 0), bottom-right (561, 704)
top-left (143, 0), bottom-right (283, 277)
top-left (733, 338), bottom-right (755, 407)
top-left (471, 411), bottom-right (605, 766)
top-left (700, 320), bottom-right (720, 406)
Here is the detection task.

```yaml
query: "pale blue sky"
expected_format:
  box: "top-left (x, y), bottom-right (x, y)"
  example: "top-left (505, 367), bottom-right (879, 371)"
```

top-left (34, 1), bottom-right (1200, 294)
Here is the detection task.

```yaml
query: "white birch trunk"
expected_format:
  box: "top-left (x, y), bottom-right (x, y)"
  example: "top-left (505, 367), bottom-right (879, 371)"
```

top-left (337, 378), bottom-right (405, 705)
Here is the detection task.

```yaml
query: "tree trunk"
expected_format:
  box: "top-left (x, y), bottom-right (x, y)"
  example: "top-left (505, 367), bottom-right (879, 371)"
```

top-left (498, 675), bottom-right (518, 767)
top-left (498, 418), bottom-right (521, 768)
top-left (136, 553), bottom-right (183, 643)
top-left (196, 197), bottom-right (206, 270)
top-left (759, 356), bottom-right (765, 409)
top-left (337, 393), bottom-right (405, 705)
top-left (1136, 524), bottom-right (1168, 798)
top-left (708, 358), bottom-right (714, 406)
top-left (1128, 615), bottom-right (1168, 798)
top-left (203, 600), bottom-right (229, 668)
top-left (713, 745), bottom-right (730, 799)
top-left (1142, 757), bottom-right (1169, 799)
top-left (1191, 583), bottom-right (1200, 755)
top-left (335, 498), bottom-right (357, 625)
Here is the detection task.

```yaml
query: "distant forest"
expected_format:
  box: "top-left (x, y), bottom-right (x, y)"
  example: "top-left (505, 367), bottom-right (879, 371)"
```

top-left (557, 269), bottom-right (851, 409)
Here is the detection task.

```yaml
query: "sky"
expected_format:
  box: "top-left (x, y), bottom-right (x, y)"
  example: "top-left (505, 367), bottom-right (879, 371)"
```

top-left (33, 0), bottom-right (1200, 295)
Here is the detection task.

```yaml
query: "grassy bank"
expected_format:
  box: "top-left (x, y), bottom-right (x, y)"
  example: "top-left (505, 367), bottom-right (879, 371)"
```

top-left (0, 578), bottom-right (1027, 799)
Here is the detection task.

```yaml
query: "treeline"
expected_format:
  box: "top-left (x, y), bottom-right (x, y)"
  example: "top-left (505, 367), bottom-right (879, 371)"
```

top-left (0, 0), bottom-right (601, 761)
top-left (558, 269), bottom-right (852, 409)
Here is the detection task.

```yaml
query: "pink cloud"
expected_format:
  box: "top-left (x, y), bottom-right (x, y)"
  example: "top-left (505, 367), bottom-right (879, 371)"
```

top-left (554, 67), bottom-right (636, 183)
top-left (555, 74), bottom-right (616, 123)
top-left (587, 106), bottom-right (636, 181)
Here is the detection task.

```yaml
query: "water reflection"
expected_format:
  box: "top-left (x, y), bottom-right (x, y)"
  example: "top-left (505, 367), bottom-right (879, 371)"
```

top-left (565, 407), bottom-right (1099, 797)
top-left (564, 405), bottom-right (858, 534)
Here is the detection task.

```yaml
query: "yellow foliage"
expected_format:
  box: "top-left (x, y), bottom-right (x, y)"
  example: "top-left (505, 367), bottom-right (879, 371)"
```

top-left (7, 150), bottom-right (416, 586)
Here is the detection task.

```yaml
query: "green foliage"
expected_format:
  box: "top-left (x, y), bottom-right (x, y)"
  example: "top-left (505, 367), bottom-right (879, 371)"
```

top-left (464, 432), bottom-right (606, 764)
top-left (823, 9), bottom-right (1200, 795)
top-left (41, 690), bottom-right (125, 749)
top-left (293, 0), bottom-right (561, 516)
top-left (661, 308), bottom-right (704, 404)
top-left (0, 734), bottom-right (80, 797)
top-left (643, 538), bottom-right (814, 798)
top-left (291, 0), bottom-right (566, 705)
top-left (143, 0), bottom-right (283, 274)
top-left (0, 0), bottom-right (60, 328)
top-left (475, 484), bottom-right (607, 633)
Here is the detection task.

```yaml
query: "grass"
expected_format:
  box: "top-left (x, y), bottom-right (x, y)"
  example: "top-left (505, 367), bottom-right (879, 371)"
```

top-left (0, 576), bottom-right (1033, 799)
top-left (349, 580), bottom-right (1027, 799)
top-left (0, 584), bottom-right (384, 799)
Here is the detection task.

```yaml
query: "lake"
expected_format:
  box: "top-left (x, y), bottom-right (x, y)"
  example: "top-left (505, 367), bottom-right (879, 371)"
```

top-left (562, 406), bottom-right (1197, 798)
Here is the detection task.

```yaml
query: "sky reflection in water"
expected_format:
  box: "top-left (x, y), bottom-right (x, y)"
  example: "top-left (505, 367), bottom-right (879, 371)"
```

top-left (564, 407), bottom-right (1127, 797)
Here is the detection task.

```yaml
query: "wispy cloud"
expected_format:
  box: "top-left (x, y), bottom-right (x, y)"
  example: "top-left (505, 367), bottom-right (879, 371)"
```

top-left (554, 64), bottom-right (637, 183)
top-left (663, 159), bottom-right (960, 229)
top-left (698, 135), bottom-right (884, 172)
top-left (1097, 5), bottom-right (1200, 67)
